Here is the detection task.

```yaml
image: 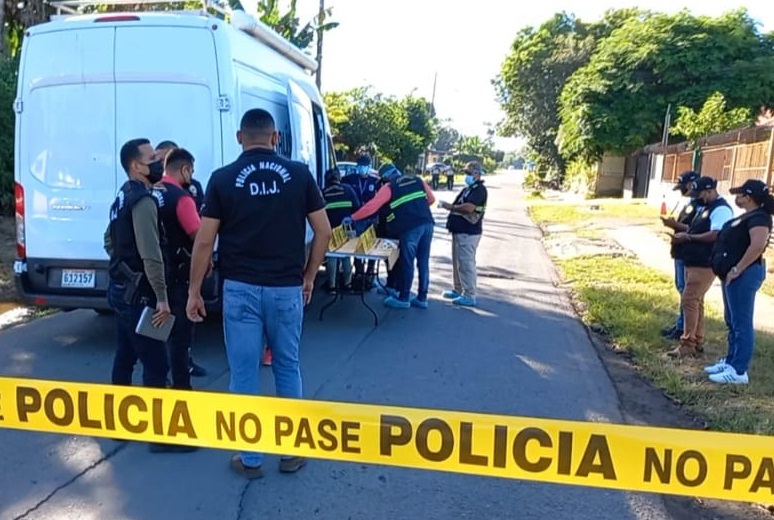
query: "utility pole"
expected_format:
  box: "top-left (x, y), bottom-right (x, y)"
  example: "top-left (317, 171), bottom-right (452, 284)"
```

top-left (315, 0), bottom-right (324, 89)
top-left (421, 71), bottom-right (438, 173)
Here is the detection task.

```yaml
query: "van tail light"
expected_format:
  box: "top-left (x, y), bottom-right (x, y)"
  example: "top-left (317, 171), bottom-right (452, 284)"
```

top-left (14, 182), bottom-right (26, 259)
top-left (94, 15), bottom-right (140, 23)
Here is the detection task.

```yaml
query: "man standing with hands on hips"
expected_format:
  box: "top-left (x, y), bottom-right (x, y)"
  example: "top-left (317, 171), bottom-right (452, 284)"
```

top-left (438, 161), bottom-right (488, 307)
top-left (186, 109), bottom-right (331, 479)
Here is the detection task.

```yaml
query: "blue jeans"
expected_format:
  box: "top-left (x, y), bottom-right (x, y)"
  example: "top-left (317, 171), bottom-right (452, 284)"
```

top-left (721, 263), bottom-right (765, 375)
top-left (222, 279), bottom-right (304, 467)
top-left (107, 280), bottom-right (169, 388)
top-left (674, 259), bottom-right (686, 330)
top-left (398, 222), bottom-right (434, 301)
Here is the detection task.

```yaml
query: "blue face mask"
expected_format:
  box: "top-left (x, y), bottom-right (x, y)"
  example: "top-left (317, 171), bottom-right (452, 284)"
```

top-left (465, 174), bottom-right (476, 186)
top-left (357, 165), bottom-right (369, 176)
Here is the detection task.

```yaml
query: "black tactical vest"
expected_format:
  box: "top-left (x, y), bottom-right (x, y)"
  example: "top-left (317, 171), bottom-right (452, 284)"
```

top-left (670, 198), bottom-right (702, 259)
top-left (154, 181), bottom-right (195, 280)
top-left (682, 197), bottom-right (731, 267)
top-left (107, 180), bottom-right (164, 295)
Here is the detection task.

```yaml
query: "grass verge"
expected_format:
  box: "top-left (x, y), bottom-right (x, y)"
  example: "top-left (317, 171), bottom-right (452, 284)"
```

top-left (530, 200), bottom-right (774, 435)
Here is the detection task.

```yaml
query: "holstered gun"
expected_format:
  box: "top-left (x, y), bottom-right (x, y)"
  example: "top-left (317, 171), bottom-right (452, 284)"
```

top-left (117, 261), bottom-right (143, 305)
top-left (170, 247), bottom-right (192, 282)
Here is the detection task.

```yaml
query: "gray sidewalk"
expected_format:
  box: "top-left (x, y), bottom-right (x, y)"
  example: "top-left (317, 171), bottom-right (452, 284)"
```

top-left (607, 226), bottom-right (774, 334)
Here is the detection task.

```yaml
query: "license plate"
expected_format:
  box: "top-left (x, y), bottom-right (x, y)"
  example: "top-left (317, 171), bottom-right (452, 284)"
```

top-left (61, 269), bottom-right (96, 288)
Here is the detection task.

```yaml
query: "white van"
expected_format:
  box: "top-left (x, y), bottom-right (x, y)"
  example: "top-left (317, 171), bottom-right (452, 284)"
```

top-left (12, 1), bottom-right (337, 312)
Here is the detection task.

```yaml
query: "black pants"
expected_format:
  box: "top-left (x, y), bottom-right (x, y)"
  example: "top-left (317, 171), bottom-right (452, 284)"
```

top-left (354, 258), bottom-right (376, 276)
top-left (168, 279), bottom-right (193, 390)
top-left (431, 175), bottom-right (440, 190)
top-left (446, 176), bottom-right (454, 190)
top-left (108, 281), bottom-right (168, 388)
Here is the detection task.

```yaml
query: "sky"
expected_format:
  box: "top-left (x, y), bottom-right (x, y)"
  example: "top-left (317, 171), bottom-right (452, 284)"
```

top-left (294, 0), bottom-right (774, 152)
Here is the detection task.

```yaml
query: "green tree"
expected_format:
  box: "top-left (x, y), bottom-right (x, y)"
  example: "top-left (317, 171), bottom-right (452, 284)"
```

top-left (252, 0), bottom-right (338, 51)
top-left (432, 125), bottom-right (460, 152)
top-left (0, 56), bottom-right (18, 214)
top-left (494, 9), bottom-right (640, 179)
top-left (557, 8), bottom-right (774, 160)
top-left (670, 92), bottom-right (753, 144)
top-left (324, 88), bottom-right (438, 171)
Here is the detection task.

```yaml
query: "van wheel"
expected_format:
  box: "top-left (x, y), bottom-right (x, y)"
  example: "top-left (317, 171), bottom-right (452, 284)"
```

top-left (94, 309), bottom-right (113, 316)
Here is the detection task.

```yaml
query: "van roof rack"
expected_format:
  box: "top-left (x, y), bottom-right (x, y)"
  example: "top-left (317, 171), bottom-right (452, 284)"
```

top-left (47, 0), bottom-right (228, 16)
top-left (45, 0), bottom-right (319, 73)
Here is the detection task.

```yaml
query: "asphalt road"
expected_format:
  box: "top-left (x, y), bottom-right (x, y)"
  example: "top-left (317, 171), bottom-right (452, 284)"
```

top-left (0, 171), bottom-right (670, 520)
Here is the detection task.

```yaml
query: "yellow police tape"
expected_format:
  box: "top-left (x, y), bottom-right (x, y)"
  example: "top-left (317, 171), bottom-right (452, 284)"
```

top-left (1, 375), bottom-right (773, 503)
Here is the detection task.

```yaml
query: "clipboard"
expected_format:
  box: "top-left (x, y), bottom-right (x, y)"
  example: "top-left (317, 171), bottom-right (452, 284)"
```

top-left (135, 306), bottom-right (176, 342)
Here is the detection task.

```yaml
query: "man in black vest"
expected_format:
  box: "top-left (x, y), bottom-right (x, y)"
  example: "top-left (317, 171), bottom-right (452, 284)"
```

top-left (668, 176), bottom-right (733, 358)
top-left (350, 165), bottom-right (436, 309)
top-left (323, 167), bottom-right (361, 292)
top-left (373, 163), bottom-right (404, 297)
top-left (154, 141), bottom-right (208, 378)
top-left (438, 161), bottom-right (488, 307)
top-left (105, 138), bottom-right (171, 392)
top-left (105, 140), bottom-right (195, 451)
top-left (152, 148), bottom-right (204, 395)
top-left (660, 170), bottom-right (701, 340)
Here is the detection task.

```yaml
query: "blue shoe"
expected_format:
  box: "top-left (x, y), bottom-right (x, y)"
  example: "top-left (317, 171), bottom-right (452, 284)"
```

top-left (442, 290), bottom-right (461, 300)
top-left (384, 296), bottom-right (410, 309)
top-left (410, 297), bottom-right (429, 309)
top-left (452, 295), bottom-right (476, 307)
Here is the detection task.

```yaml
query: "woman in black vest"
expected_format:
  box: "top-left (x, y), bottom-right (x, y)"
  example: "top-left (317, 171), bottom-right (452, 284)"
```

top-left (705, 179), bottom-right (774, 385)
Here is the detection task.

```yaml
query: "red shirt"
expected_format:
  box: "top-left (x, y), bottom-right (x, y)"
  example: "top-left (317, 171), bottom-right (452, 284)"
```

top-left (162, 174), bottom-right (201, 237)
top-left (352, 179), bottom-right (436, 221)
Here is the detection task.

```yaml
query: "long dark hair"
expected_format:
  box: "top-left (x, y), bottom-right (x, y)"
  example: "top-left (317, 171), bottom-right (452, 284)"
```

top-left (753, 192), bottom-right (774, 214)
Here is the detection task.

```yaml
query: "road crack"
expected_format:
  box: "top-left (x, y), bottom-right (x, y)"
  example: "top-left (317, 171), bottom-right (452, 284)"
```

top-left (13, 442), bottom-right (128, 520)
top-left (235, 480), bottom-right (252, 520)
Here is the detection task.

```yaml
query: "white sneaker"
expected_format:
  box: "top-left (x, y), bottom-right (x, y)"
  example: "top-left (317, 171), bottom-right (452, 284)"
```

top-left (703, 358), bottom-right (728, 374)
top-left (708, 366), bottom-right (748, 385)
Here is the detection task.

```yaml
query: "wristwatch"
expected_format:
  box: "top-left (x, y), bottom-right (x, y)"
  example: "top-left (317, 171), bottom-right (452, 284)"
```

top-left (731, 266), bottom-right (739, 274)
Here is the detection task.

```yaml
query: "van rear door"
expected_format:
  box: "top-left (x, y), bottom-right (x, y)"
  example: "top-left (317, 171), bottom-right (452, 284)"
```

top-left (17, 26), bottom-right (116, 297)
top-left (113, 24), bottom-right (221, 191)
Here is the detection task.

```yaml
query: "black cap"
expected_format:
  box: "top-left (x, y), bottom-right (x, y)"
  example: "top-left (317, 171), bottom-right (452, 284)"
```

top-left (692, 176), bottom-right (717, 192)
top-left (729, 179), bottom-right (770, 199)
top-left (673, 170), bottom-right (700, 191)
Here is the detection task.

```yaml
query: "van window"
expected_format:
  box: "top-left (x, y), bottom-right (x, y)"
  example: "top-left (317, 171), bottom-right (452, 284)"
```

top-left (236, 63), bottom-right (293, 159)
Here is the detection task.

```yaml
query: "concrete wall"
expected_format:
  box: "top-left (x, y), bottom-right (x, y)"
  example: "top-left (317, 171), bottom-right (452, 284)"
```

top-left (593, 155), bottom-right (626, 197)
